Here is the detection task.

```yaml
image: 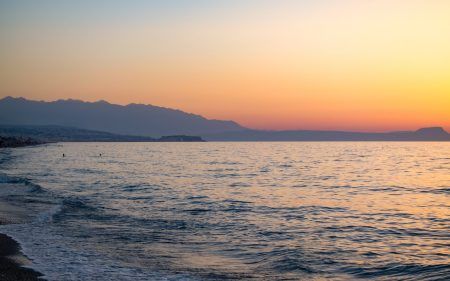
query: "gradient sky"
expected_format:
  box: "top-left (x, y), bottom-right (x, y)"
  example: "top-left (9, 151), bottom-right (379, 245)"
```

top-left (1, 0), bottom-right (449, 131)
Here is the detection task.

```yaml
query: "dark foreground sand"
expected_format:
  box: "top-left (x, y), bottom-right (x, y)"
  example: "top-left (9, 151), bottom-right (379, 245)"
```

top-left (0, 233), bottom-right (44, 281)
top-left (0, 193), bottom-right (45, 280)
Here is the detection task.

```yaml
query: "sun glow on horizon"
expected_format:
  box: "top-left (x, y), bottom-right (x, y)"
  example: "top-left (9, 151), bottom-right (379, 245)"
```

top-left (1, 0), bottom-right (449, 132)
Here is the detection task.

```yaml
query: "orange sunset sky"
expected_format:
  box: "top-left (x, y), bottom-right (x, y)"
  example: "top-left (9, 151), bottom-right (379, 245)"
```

top-left (1, 0), bottom-right (449, 132)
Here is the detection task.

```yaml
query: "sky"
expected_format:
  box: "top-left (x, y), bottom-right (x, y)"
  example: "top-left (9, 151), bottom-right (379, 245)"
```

top-left (1, 0), bottom-right (449, 132)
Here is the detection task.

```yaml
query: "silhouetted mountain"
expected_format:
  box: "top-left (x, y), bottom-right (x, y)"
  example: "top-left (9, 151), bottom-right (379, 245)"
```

top-left (1, 97), bottom-right (448, 141)
top-left (203, 127), bottom-right (450, 141)
top-left (0, 125), bottom-right (204, 142)
top-left (0, 97), bottom-right (244, 137)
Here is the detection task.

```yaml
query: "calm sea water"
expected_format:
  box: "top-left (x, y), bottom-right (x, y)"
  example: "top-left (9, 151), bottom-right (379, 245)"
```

top-left (0, 142), bottom-right (449, 280)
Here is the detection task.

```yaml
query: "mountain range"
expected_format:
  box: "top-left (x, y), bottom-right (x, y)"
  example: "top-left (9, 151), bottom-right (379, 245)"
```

top-left (1, 97), bottom-right (449, 141)
top-left (0, 97), bottom-right (243, 137)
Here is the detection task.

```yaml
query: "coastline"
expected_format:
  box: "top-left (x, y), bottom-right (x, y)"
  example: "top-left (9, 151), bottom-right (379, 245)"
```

top-left (0, 142), bottom-right (46, 280)
top-left (0, 193), bottom-right (46, 281)
top-left (0, 233), bottom-right (43, 281)
top-left (0, 136), bottom-right (44, 148)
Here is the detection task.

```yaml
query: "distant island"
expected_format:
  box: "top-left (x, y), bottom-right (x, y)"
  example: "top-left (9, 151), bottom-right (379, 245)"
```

top-left (0, 97), bottom-right (449, 142)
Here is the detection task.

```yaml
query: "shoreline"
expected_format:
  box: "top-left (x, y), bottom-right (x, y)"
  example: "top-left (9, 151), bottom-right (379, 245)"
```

top-left (0, 136), bottom-right (44, 148)
top-left (0, 233), bottom-right (44, 281)
top-left (0, 197), bottom-right (46, 280)
top-left (0, 145), bottom-right (46, 280)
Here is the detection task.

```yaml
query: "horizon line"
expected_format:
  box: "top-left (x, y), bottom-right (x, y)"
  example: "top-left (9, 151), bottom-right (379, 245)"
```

top-left (1, 95), bottom-right (448, 134)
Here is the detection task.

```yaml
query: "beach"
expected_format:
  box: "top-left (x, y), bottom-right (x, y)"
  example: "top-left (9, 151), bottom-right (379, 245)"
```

top-left (0, 233), bottom-right (43, 281)
top-left (0, 137), bottom-right (48, 279)
top-left (0, 197), bottom-right (44, 281)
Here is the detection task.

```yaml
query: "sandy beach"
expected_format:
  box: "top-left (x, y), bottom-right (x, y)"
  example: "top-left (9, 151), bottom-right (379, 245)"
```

top-left (0, 188), bottom-right (45, 281)
top-left (0, 139), bottom-right (49, 280)
top-left (0, 233), bottom-right (43, 281)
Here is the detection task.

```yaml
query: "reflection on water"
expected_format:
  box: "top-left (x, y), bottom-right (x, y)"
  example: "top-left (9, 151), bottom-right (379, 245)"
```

top-left (1, 142), bottom-right (449, 280)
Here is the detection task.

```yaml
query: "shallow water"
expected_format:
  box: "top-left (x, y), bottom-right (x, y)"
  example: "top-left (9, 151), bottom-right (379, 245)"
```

top-left (0, 142), bottom-right (449, 280)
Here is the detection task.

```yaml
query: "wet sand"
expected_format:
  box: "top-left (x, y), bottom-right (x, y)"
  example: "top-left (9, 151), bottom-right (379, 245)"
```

top-left (0, 233), bottom-right (43, 281)
top-left (0, 193), bottom-right (45, 280)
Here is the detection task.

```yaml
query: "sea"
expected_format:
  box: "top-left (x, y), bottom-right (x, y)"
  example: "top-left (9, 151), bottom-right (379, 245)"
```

top-left (0, 142), bottom-right (449, 280)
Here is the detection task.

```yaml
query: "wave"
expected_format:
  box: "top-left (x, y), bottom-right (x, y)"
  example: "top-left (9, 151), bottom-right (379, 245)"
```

top-left (0, 172), bottom-right (97, 218)
top-left (0, 173), bottom-right (44, 193)
top-left (35, 204), bottom-right (63, 224)
top-left (342, 263), bottom-right (450, 280)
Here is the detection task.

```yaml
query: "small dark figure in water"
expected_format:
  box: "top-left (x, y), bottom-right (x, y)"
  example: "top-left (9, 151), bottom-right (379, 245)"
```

top-left (63, 153), bottom-right (65, 157)
top-left (99, 153), bottom-right (102, 157)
